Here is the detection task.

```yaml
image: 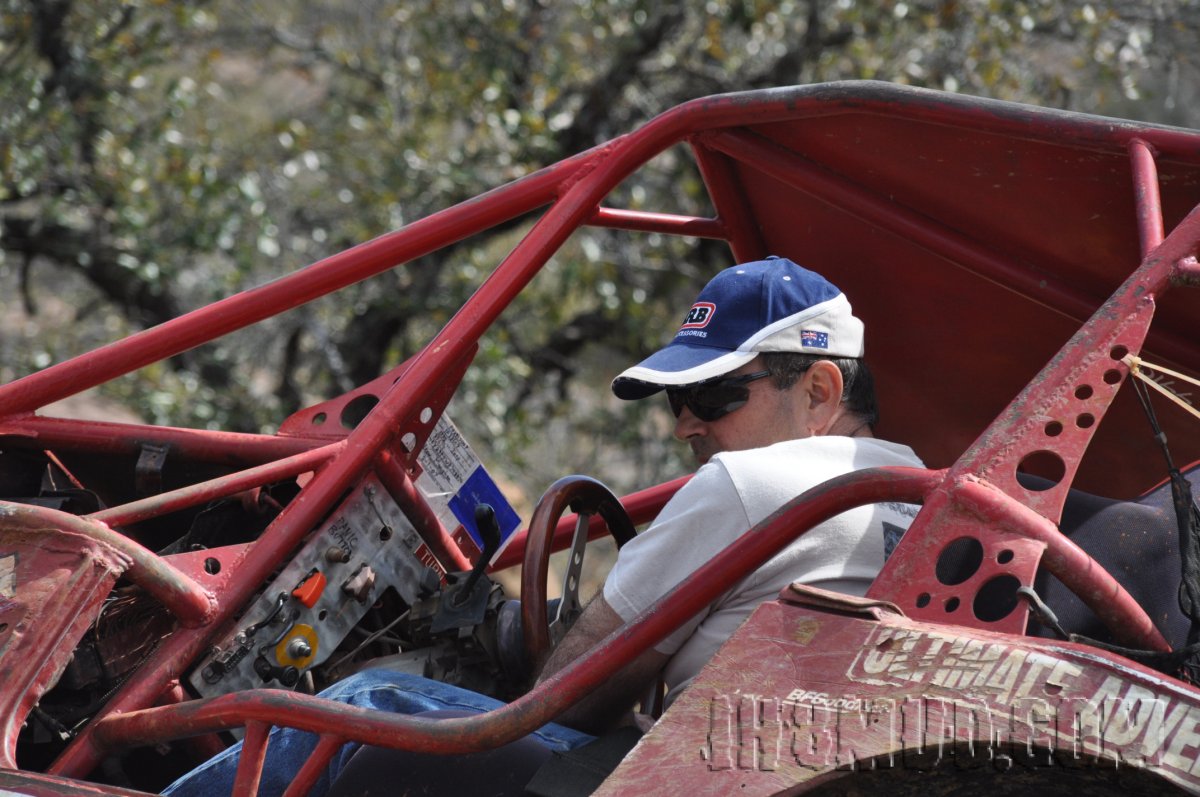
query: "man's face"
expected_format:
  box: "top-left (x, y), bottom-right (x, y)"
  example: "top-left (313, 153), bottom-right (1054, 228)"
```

top-left (671, 362), bottom-right (811, 465)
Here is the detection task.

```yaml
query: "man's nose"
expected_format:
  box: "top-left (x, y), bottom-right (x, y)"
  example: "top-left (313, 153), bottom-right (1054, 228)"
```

top-left (673, 407), bottom-right (705, 440)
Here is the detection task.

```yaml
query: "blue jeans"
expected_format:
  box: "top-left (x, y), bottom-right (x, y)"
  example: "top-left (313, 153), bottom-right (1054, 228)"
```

top-left (161, 670), bottom-right (594, 797)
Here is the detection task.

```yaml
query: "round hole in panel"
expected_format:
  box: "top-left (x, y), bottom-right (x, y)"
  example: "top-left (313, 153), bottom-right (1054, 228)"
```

top-left (340, 394), bottom-right (380, 429)
top-left (400, 432), bottom-right (417, 452)
top-left (1076, 413), bottom-right (1095, 429)
top-left (419, 407), bottom-right (433, 424)
top-left (1044, 420), bottom-right (1063, 437)
top-left (916, 593), bottom-right (931, 609)
top-left (936, 537), bottom-right (984, 586)
top-left (379, 527), bottom-right (392, 542)
top-left (944, 596), bottom-right (960, 613)
top-left (312, 412), bottom-right (327, 426)
top-left (204, 557), bottom-right (221, 575)
top-left (1017, 451), bottom-right (1065, 489)
top-left (997, 549), bottom-right (1014, 565)
top-left (1103, 369), bottom-right (1122, 385)
top-left (1110, 345), bottom-right (1129, 361)
top-left (973, 574), bottom-right (1023, 622)
top-left (1075, 385), bottom-right (1094, 400)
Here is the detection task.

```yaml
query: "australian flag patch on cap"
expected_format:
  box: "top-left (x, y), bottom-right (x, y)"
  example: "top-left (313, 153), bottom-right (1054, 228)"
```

top-left (800, 330), bottom-right (829, 348)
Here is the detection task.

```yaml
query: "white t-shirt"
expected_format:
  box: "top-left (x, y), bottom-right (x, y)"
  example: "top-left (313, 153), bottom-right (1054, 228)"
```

top-left (603, 436), bottom-right (924, 703)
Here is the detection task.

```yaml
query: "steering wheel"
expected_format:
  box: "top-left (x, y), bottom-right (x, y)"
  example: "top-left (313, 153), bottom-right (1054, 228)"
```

top-left (521, 475), bottom-right (637, 670)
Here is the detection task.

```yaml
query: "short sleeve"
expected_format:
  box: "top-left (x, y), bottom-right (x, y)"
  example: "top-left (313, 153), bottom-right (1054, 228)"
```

top-left (602, 460), bottom-right (751, 654)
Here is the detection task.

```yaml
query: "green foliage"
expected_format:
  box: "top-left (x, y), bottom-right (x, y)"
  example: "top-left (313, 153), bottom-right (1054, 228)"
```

top-left (2, 0), bottom-right (1197, 501)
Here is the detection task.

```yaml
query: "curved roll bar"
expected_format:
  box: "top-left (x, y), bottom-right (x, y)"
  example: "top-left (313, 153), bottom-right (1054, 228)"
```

top-left (88, 465), bottom-right (1167, 797)
top-left (0, 501), bottom-right (215, 627)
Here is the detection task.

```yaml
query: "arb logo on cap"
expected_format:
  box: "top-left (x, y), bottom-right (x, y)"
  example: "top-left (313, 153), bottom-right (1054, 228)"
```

top-left (681, 302), bottom-right (716, 330)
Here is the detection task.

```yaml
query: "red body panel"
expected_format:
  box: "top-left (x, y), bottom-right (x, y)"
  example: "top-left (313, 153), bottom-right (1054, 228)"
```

top-left (599, 587), bottom-right (1200, 794)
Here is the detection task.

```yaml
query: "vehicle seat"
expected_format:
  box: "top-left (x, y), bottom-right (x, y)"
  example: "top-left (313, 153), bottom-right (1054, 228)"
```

top-left (1024, 463), bottom-right (1200, 650)
top-left (323, 712), bottom-right (641, 797)
top-left (324, 710), bottom-right (552, 797)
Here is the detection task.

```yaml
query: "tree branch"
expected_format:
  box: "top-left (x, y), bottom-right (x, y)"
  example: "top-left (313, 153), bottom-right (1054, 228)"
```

top-left (1, 214), bottom-right (185, 330)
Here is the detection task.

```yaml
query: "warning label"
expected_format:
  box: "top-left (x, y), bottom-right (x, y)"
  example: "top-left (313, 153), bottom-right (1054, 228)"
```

top-left (416, 416), bottom-right (520, 562)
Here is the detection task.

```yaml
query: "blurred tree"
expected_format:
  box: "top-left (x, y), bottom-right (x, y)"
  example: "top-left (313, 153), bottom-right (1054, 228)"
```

top-left (2, 0), bottom-right (1198, 498)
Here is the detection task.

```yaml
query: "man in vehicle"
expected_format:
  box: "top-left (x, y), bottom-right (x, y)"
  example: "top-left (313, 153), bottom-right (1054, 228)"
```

top-left (164, 256), bottom-right (923, 796)
top-left (537, 255), bottom-right (923, 732)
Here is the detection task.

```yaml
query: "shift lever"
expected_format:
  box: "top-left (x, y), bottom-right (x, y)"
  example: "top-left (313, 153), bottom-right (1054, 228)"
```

top-left (451, 503), bottom-right (501, 607)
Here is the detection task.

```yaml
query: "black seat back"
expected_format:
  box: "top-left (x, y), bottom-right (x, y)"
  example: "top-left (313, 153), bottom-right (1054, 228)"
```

top-left (1027, 463), bottom-right (1200, 649)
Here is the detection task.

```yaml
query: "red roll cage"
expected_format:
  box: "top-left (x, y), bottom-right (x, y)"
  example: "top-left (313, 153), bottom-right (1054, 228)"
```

top-left (1, 81), bottom-right (1199, 795)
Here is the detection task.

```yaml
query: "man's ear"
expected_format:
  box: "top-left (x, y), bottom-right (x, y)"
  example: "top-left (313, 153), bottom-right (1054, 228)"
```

top-left (801, 361), bottom-right (845, 435)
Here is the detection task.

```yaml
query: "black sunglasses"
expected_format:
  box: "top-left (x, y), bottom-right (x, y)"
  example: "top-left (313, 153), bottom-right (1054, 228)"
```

top-left (666, 370), bottom-right (772, 422)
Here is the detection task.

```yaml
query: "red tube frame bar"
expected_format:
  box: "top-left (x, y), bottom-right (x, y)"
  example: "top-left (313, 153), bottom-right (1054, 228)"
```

top-left (88, 442), bottom-right (344, 528)
top-left (25, 84), bottom-right (1196, 425)
top-left (36, 83), bottom-right (1200, 775)
top-left (375, 451), bottom-right (472, 574)
top-left (0, 502), bottom-right (214, 627)
top-left (1, 415), bottom-right (319, 465)
top-left (0, 159), bottom-right (589, 417)
top-left (490, 475), bottom-right (690, 572)
top-left (1129, 138), bottom-right (1165, 257)
top-left (16, 86), bottom-right (1199, 547)
top-left (1130, 136), bottom-right (1200, 287)
top-left (92, 462), bottom-right (1167, 794)
top-left (93, 467), bottom-right (946, 756)
top-left (586, 207), bottom-right (727, 239)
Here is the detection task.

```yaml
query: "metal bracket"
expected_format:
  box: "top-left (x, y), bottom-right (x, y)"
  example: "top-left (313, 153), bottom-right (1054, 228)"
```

top-left (135, 442), bottom-right (170, 497)
top-left (430, 575), bottom-right (493, 634)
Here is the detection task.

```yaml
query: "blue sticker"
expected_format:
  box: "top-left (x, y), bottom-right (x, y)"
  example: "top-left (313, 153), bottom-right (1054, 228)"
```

top-left (448, 465), bottom-right (522, 554)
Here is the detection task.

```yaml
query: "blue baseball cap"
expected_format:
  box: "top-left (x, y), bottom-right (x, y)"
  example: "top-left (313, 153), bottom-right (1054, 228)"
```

top-left (612, 257), bottom-right (865, 400)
